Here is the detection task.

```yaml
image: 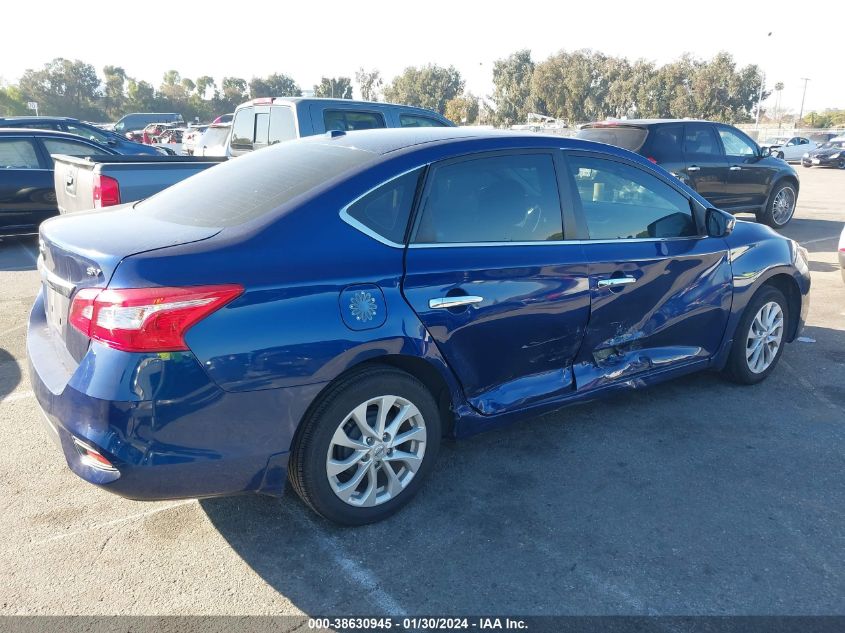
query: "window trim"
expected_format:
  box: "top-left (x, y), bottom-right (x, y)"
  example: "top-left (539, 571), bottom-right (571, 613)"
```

top-left (339, 165), bottom-right (428, 248)
top-left (408, 148), bottom-right (569, 248)
top-left (560, 149), bottom-right (706, 242)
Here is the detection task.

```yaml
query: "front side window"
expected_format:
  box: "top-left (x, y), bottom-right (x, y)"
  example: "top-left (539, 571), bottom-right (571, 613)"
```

top-left (717, 127), bottom-right (756, 157)
top-left (64, 123), bottom-right (110, 144)
top-left (41, 138), bottom-right (108, 162)
top-left (230, 107), bottom-right (255, 149)
top-left (684, 124), bottom-right (721, 158)
top-left (0, 139), bottom-right (41, 169)
top-left (567, 155), bottom-right (697, 240)
top-left (400, 114), bottom-right (447, 128)
top-left (324, 110), bottom-right (386, 132)
top-left (414, 153), bottom-right (563, 244)
top-left (344, 168), bottom-right (422, 244)
top-left (268, 106), bottom-right (296, 144)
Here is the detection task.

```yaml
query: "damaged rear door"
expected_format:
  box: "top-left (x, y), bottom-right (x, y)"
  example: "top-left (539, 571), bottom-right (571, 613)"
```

top-left (562, 151), bottom-right (732, 391)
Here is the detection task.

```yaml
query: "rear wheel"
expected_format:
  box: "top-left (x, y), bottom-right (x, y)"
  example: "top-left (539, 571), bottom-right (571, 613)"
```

top-left (289, 366), bottom-right (441, 525)
top-left (723, 285), bottom-right (788, 385)
top-left (757, 182), bottom-right (797, 228)
top-left (838, 159), bottom-right (845, 170)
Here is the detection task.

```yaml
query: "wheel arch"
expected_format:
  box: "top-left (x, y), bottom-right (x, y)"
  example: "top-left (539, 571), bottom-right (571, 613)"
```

top-left (763, 272), bottom-right (803, 342)
top-left (772, 173), bottom-right (800, 196)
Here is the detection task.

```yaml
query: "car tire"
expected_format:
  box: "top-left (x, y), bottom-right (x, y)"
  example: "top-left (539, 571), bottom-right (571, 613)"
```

top-left (723, 285), bottom-right (789, 385)
top-left (288, 366), bottom-right (441, 525)
top-left (777, 151), bottom-right (785, 159)
top-left (838, 159), bottom-right (845, 170)
top-left (757, 181), bottom-right (797, 228)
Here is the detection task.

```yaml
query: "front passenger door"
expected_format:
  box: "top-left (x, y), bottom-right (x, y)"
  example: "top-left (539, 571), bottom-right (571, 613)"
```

top-left (563, 152), bottom-right (732, 391)
top-left (716, 125), bottom-right (773, 209)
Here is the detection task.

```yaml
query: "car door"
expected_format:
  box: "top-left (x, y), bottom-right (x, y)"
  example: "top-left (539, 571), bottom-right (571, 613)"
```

top-left (561, 151), bottom-right (732, 391)
top-left (402, 150), bottom-right (591, 415)
top-left (682, 123), bottom-right (730, 208)
top-left (716, 125), bottom-right (774, 209)
top-left (0, 136), bottom-right (55, 234)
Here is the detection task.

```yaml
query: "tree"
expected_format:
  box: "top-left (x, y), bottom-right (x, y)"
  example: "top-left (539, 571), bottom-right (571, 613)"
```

top-left (490, 50), bottom-right (534, 126)
top-left (101, 65), bottom-right (127, 119)
top-left (0, 83), bottom-right (28, 116)
top-left (444, 93), bottom-right (479, 125)
top-left (18, 58), bottom-right (101, 119)
top-left (249, 73), bottom-right (301, 98)
top-left (195, 76), bottom-right (216, 99)
top-left (125, 78), bottom-right (156, 112)
top-left (216, 77), bottom-right (248, 112)
top-left (383, 65), bottom-right (464, 114)
top-left (355, 68), bottom-right (382, 101)
top-left (313, 77), bottom-right (352, 99)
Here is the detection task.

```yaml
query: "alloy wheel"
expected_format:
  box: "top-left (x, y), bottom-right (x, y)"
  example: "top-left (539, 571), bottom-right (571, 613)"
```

top-left (326, 395), bottom-right (427, 507)
top-left (771, 187), bottom-right (796, 226)
top-left (745, 301), bottom-right (784, 374)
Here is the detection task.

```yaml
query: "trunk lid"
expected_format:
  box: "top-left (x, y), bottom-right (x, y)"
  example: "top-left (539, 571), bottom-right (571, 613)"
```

top-left (38, 204), bottom-right (221, 361)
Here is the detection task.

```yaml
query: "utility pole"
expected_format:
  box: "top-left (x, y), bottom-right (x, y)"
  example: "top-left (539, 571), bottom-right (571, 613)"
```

top-left (798, 78), bottom-right (810, 128)
top-left (755, 32), bottom-right (773, 130)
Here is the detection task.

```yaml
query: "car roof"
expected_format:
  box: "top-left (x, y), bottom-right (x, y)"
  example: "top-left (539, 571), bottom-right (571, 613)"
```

top-left (582, 118), bottom-right (714, 127)
top-left (242, 97), bottom-right (449, 117)
top-left (0, 116), bottom-right (80, 123)
top-left (296, 127), bottom-right (637, 157)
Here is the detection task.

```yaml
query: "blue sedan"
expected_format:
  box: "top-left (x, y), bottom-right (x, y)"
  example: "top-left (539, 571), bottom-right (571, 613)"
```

top-left (28, 128), bottom-right (810, 525)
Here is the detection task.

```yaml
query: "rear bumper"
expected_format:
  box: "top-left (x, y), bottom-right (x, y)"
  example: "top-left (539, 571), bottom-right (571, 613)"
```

top-left (27, 289), bottom-right (325, 501)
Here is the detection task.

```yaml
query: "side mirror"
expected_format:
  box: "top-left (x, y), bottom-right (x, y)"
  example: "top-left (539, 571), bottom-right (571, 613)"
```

top-left (705, 207), bottom-right (735, 237)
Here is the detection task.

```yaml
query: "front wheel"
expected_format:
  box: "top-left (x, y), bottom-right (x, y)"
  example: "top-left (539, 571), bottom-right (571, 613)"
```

top-left (289, 366), bottom-right (441, 525)
top-left (757, 182), bottom-right (797, 228)
top-left (838, 159), bottom-right (845, 170)
top-left (723, 285), bottom-right (788, 385)
top-left (777, 151), bottom-right (785, 159)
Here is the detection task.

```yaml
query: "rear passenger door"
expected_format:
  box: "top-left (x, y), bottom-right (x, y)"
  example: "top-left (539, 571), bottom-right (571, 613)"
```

top-left (0, 137), bottom-right (55, 233)
top-left (402, 151), bottom-right (590, 415)
top-left (682, 123), bottom-right (729, 208)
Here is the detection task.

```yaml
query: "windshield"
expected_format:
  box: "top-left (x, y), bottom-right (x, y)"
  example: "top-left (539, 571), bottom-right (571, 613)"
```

top-left (819, 141), bottom-right (845, 150)
top-left (577, 126), bottom-right (648, 151)
top-left (135, 140), bottom-right (376, 227)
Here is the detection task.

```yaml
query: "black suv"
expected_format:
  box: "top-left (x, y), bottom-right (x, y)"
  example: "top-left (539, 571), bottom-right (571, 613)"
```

top-left (577, 120), bottom-right (800, 228)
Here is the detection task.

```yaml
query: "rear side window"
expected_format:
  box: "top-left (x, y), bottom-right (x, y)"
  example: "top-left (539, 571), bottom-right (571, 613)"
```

top-left (567, 155), bottom-right (696, 240)
top-left (0, 139), bottom-right (41, 169)
top-left (643, 125), bottom-right (683, 163)
top-left (41, 138), bottom-right (108, 162)
top-left (324, 110), bottom-right (385, 132)
top-left (269, 106), bottom-right (296, 144)
top-left (343, 168), bottom-right (422, 244)
top-left (684, 124), bottom-right (721, 158)
top-left (231, 107), bottom-right (255, 149)
top-left (136, 141), bottom-right (375, 227)
top-left (577, 126), bottom-right (648, 152)
top-left (400, 114), bottom-right (447, 128)
top-left (414, 153), bottom-right (563, 244)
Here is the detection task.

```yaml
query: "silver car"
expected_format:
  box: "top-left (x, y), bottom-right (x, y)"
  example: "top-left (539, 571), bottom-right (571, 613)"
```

top-left (194, 123), bottom-right (231, 157)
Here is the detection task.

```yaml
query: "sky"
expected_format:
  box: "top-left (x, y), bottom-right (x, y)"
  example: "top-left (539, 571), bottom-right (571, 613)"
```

top-left (1, 0), bottom-right (842, 114)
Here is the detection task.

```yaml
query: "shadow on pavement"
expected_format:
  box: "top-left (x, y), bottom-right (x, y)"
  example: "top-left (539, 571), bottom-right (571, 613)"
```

top-left (0, 347), bottom-right (22, 400)
top-left (0, 236), bottom-right (39, 272)
top-left (201, 326), bottom-right (845, 616)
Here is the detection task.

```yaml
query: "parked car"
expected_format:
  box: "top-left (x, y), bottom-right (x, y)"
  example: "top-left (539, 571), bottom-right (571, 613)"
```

top-left (113, 112), bottom-right (183, 136)
top-left (29, 128), bottom-right (810, 525)
top-left (53, 154), bottom-right (226, 214)
top-left (182, 125), bottom-right (209, 156)
top-left (0, 116), bottom-right (163, 156)
top-left (800, 138), bottom-right (845, 169)
top-left (578, 120), bottom-right (801, 228)
top-left (213, 113), bottom-right (233, 124)
top-left (194, 123), bottom-right (230, 157)
top-left (227, 97), bottom-right (453, 157)
top-left (0, 129), bottom-right (118, 236)
top-left (761, 136), bottom-right (816, 162)
top-left (153, 128), bottom-right (185, 156)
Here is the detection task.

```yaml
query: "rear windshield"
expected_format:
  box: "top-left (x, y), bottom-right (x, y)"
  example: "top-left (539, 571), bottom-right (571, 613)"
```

top-left (135, 141), bottom-right (375, 227)
top-left (202, 126), bottom-right (230, 146)
top-left (577, 126), bottom-right (648, 152)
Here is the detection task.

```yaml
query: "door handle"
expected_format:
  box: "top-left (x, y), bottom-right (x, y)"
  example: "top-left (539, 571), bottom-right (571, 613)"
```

top-left (729, 165), bottom-right (742, 171)
top-left (687, 166), bottom-right (701, 172)
top-left (597, 276), bottom-right (637, 288)
top-left (429, 296), bottom-right (484, 309)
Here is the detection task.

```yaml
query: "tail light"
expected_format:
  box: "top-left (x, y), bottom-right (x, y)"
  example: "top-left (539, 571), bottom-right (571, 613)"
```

top-left (72, 437), bottom-right (117, 472)
top-left (646, 156), bottom-right (658, 164)
top-left (93, 174), bottom-right (121, 208)
top-left (69, 285), bottom-right (243, 352)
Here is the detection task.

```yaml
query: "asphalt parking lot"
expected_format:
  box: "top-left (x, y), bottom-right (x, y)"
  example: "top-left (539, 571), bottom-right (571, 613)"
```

top-left (1, 167), bottom-right (843, 617)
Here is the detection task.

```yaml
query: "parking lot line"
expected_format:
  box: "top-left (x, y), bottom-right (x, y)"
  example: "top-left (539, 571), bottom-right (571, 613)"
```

top-left (800, 235), bottom-right (841, 246)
